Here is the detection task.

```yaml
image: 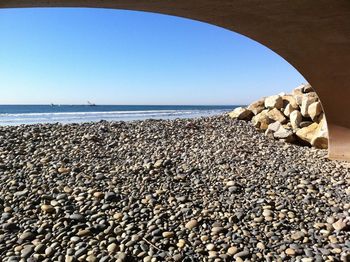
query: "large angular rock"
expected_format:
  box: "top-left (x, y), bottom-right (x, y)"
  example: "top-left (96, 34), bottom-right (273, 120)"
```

top-left (282, 95), bottom-right (298, 109)
top-left (290, 110), bottom-right (302, 130)
top-left (292, 84), bottom-right (305, 96)
top-left (300, 92), bottom-right (319, 117)
top-left (252, 110), bottom-right (270, 130)
top-left (303, 83), bottom-right (313, 93)
top-left (294, 94), bottom-right (304, 106)
top-left (318, 117), bottom-right (327, 132)
top-left (311, 130), bottom-right (328, 149)
top-left (267, 108), bottom-right (287, 124)
top-left (308, 101), bottom-right (322, 121)
top-left (265, 121), bottom-right (281, 137)
top-left (265, 122), bottom-right (295, 143)
top-left (292, 83), bottom-right (312, 94)
top-left (283, 122), bottom-right (292, 129)
top-left (284, 103), bottom-right (296, 117)
top-left (311, 118), bottom-right (328, 149)
top-left (228, 107), bottom-right (253, 120)
top-left (267, 121), bottom-right (281, 132)
top-left (232, 83), bottom-right (327, 150)
top-left (296, 123), bottom-right (319, 145)
top-left (273, 125), bottom-right (295, 143)
top-left (264, 95), bottom-right (283, 109)
top-left (247, 98), bottom-right (265, 115)
top-left (292, 84), bottom-right (314, 106)
top-left (314, 112), bottom-right (325, 124)
top-left (300, 121), bottom-right (313, 128)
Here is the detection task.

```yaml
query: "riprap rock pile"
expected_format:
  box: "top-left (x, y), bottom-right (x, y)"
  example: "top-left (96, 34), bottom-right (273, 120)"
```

top-left (228, 83), bottom-right (328, 149)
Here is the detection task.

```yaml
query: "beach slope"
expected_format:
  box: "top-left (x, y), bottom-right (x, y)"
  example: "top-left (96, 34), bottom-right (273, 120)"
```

top-left (0, 116), bottom-right (349, 261)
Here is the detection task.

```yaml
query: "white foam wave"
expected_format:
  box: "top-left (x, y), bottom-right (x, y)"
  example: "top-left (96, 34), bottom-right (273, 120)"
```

top-left (0, 109), bottom-right (227, 126)
top-left (0, 110), bottom-right (181, 117)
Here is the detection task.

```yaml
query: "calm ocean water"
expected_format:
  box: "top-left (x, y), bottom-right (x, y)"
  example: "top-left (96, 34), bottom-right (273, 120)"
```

top-left (0, 105), bottom-right (237, 126)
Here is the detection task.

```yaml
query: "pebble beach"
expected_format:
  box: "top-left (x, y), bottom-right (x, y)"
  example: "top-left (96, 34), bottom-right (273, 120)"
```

top-left (0, 115), bottom-right (349, 261)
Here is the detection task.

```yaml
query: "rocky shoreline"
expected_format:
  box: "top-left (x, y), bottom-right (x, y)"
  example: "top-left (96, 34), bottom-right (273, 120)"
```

top-left (228, 84), bottom-right (328, 149)
top-left (0, 116), bottom-right (349, 261)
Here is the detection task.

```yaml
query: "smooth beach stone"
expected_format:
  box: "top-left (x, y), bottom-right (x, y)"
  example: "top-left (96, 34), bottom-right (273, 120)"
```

top-left (3, 223), bottom-right (18, 231)
top-left (227, 246), bottom-right (238, 256)
top-left (185, 220), bottom-right (198, 230)
top-left (107, 243), bottom-right (118, 253)
top-left (177, 239), bottom-right (186, 248)
top-left (291, 231), bottom-right (305, 240)
top-left (93, 191), bottom-right (104, 199)
top-left (20, 232), bottom-right (35, 241)
top-left (285, 248), bottom-right (296, 256)
top-left (41, 204), bottom-right (55, 213)
top-left (63, 186), bottom-right (73, 194)
top-left (162, 231), bottom-right (174, 238)
top-left (105, 192), bottom-right (118, 201)
top-left (14, 190), bottom-right (29, 197)
top-left (211, 227), bottom-right (224, 234)
top-left (58, 167), bottom-right (70, 174)
top-left (206, 243), bottom-right (215, 251)
top-left (208, 251), bottom-right (217, 258)
top-left (21, 245), bottom-right (34, 258)
top-left (75, 247), bottom-right (87, 257)
top-left (234, 250), bottom-right (250, 259)
top-left (45, 247), bottom-right (54, 257)
top-left (172, 254), bottom-right (183, 261)
top-left (69, 214), bottom-right (85, 222)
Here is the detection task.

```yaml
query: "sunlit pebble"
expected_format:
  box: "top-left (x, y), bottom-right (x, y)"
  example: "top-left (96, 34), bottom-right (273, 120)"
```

top-left (0, 116), bottom-right (348, 261)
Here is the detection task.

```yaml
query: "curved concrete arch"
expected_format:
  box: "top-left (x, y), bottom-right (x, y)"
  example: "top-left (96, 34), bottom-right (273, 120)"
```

top-left (2, 0), bottom-right (350, 160)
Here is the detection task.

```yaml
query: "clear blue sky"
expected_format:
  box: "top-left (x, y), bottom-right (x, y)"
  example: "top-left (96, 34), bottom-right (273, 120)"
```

top-left (0, 8), bottom-right (305, 105)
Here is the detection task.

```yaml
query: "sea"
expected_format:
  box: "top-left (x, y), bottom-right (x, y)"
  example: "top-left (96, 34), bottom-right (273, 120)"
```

top-left (0, 105), bottom-right (238, 126)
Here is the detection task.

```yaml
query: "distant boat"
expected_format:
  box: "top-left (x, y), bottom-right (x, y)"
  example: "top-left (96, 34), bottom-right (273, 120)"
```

top-left (87, 101), bottom-right (96, 106)
top-left (50, 103), bottom-right (55, 107)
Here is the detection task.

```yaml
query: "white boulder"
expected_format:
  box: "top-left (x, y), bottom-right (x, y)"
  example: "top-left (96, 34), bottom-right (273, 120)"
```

top-left (273, 125), bottom-right (295, 142)
top-left (284, 103), bottom-right (296, 117)
top-left (292, 84), bottom-right (305, 96)
top-left (300, 93), bottom-right (318, 117)
top-left (290, 110), bottom-right (302, 130)
top-left (228, 107), bottom-right (253, 120)
top-left (303, 83), bottom-right (313, 93)
top-left (267, 108), bottom-right (287, 124)
top-left (282, 95), bottom-right (299, 109)
top-left (252, 110), bottom-right (270, 130)
top-left (311, 118), bottom-right (328, 149)
top-left (308, 101), bottom-right (322, 121)
top-left (296, 123), bottom-right (319, 145)
top-left (264, 95), bottom-right (283, 110)
top-left (247, 98), bottom-right (265, 115)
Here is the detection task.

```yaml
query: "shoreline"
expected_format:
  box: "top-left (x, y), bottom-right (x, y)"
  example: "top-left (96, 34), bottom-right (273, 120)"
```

top-left (0, 105), bottom-right (234, 126)
top-left (0, 114), bottom-right (226, 127)
top-left (0, 115), bottom-right (349, 261)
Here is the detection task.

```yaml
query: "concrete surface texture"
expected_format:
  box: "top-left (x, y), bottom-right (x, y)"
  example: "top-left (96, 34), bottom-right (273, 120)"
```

top-left (2, 0), bottom-right (350, 160)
